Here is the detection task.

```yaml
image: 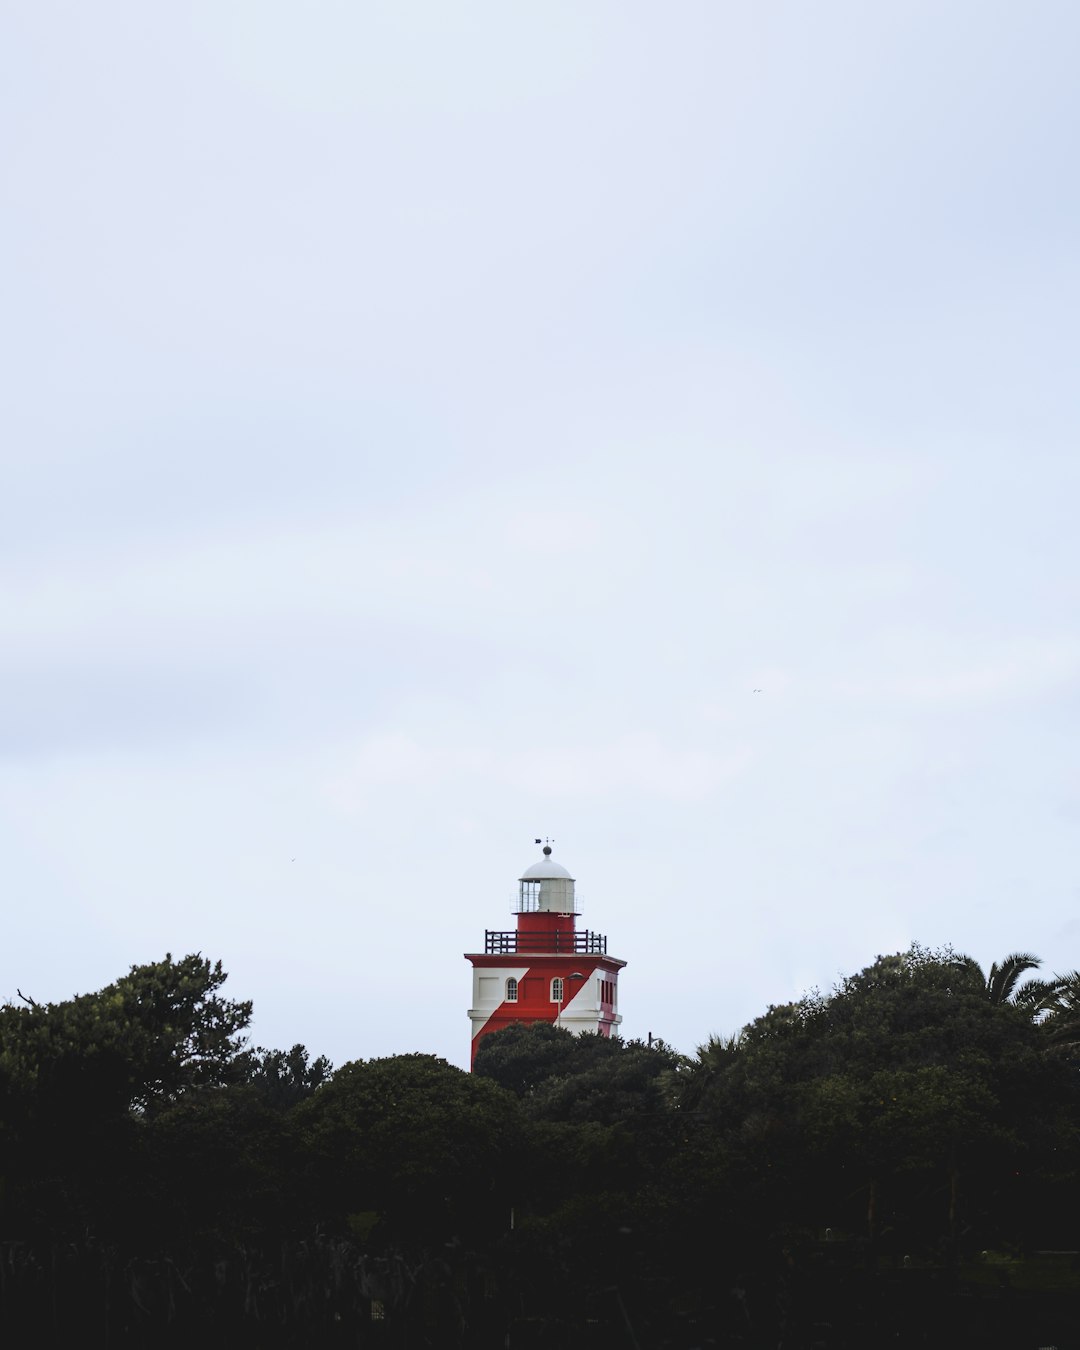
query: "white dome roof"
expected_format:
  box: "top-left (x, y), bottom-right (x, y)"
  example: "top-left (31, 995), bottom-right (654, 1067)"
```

top-left (520, 852), bottom-right (574, 881)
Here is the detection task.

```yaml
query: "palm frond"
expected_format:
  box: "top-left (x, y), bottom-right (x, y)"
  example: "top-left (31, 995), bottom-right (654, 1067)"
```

top-left (1012, 976), bottom-right (1065, 1018)
top-left (986, 952), bottom-right (1041, 1005)
top-left (694, 1032), bottom-right (742, 1067)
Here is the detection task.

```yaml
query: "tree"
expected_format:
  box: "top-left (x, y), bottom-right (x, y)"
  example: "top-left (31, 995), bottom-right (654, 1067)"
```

top-left (1039, 969), bottom-right (1080, 1052)
top-left (295, 1053), bottom-right (525, 1243)
top-left (473, 1021), bottom-right (619, 1097)
top-left (0, 954), bottom-right (254, 1243)
top-left (526, 1036), bottom-right (685, 1127)
top-left (983, 951), bottom-right (1046, 1006)
top-left (676, 946), bottom-right (1065, 1259)
top-left (0, 953), bottom-right (252, 1121)
top-left (677, 1033), bottom-right (742, 1112)
top-left (235, 1043), bottom-right (333, 1110)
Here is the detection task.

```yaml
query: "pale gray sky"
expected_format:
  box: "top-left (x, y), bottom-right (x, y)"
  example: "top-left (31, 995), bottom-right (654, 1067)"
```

top-left (3, 2), bottom-right (1079, 1068)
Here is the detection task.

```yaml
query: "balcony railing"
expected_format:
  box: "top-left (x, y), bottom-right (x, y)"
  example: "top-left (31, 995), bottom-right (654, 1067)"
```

top-left (485, 929), bottom-right (608, 955)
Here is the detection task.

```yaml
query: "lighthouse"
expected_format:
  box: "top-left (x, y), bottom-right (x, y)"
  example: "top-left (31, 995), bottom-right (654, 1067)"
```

top-left (465, 844), bottom-right (626, 1067)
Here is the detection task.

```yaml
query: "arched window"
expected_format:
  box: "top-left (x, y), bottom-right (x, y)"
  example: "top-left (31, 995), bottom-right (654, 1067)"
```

top-left (551, 976), bottom-right (564, 1004)
top-left (506, 977), bottom-right (518, 1002)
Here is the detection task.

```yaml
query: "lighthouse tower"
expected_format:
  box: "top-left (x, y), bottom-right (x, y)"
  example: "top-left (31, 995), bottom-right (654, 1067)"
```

top-left (465, 844), bottom-right (625, 1067)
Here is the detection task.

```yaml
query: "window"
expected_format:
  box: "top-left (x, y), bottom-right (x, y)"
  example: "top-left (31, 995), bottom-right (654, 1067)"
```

top-left (551, 976), bottom-right (564, 1004)
top-left (506, 977), bottom-right (518, 1002)
top-left (518, 880), bottom-right (541, 912)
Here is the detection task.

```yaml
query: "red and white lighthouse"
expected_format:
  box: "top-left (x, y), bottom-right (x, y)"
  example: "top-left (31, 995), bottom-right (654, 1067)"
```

top-left (465, 844), bottom-right (626, 1067)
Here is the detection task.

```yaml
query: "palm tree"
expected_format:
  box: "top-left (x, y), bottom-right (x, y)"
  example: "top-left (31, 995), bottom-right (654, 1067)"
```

top-left (677, 1033), bottom-right (742, 1112)
top-left (1012, 975), bottom-right (1067, 1019)
top-left (950, 950), bottom-right (1067, 1021)
top-left (984, 951), bottom-right (1044, 1005)
top-left (1037, 970), bottom-right (1080, 1052)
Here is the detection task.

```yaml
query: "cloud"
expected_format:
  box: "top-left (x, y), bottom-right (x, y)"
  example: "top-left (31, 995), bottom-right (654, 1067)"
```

top-left (327, 730), bottom-right (751, 808)
top-left (0, 487), bottom-right (633, 664)
top-left (838, 638), bottom-right (1080, 708)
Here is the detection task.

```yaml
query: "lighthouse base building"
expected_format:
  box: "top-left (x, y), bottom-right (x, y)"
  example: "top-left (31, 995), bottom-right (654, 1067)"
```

top-left (465, 845), bottom-right (625, 1067)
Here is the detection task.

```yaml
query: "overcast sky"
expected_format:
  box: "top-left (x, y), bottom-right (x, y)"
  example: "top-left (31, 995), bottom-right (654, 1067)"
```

top-left (3, 2), bottom-right (1079, 1070)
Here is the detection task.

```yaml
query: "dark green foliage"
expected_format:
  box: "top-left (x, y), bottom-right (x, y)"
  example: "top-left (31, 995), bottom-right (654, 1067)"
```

top-left (235, 1042), bottom-right (332, 1110)
top-left (2, 943), bottom-right (1080, 1346)
top-left (136, 1084), bottom-right (302, 1246)
top-left (1042, 970), bottom-right (1080, 1051)
top-left (472, 1020), bottom-right (619, 1096)
top-left (295, 1053), bottom-right (525, 1243)
top-left (670, 944), bottom-right (1080, 1268)
top-left (523, 1035), bottom-right (685, 1124)
top-left (0, 953), bottom-right (252, 1121)
top-left (0, 954), bottom-right (255, 1245)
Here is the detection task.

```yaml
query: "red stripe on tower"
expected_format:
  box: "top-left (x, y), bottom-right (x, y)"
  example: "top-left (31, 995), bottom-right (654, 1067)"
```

top-left (465, 843), bottom-right (626, 1067)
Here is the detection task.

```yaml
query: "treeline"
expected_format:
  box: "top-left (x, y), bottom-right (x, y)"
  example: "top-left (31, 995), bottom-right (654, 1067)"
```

top-left (1, 947), bottom-right (1079, 1347)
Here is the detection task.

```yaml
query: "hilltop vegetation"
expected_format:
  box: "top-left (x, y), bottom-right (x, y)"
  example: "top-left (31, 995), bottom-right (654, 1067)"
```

top-left (2, 946), bottom-right (1079, 1346)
